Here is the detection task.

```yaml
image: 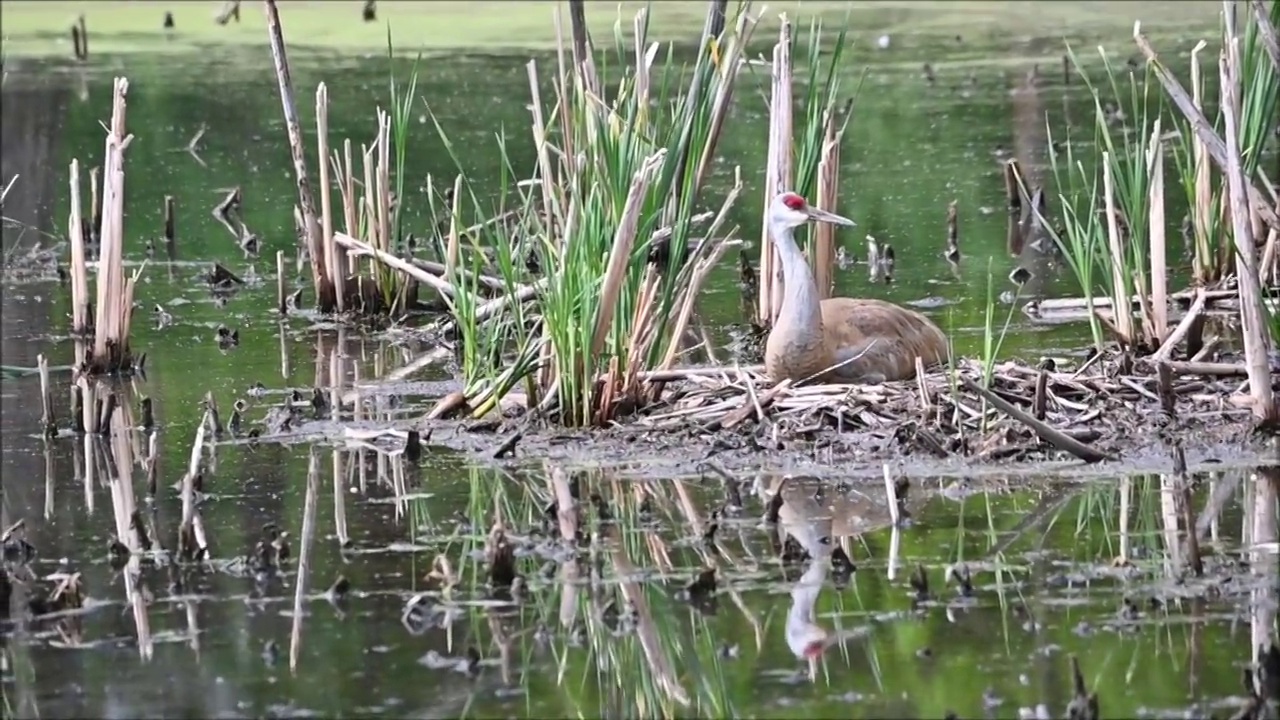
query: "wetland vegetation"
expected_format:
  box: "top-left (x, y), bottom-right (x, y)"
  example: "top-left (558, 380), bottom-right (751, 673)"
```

top-left (1, 1), bottom-right (1278, 718)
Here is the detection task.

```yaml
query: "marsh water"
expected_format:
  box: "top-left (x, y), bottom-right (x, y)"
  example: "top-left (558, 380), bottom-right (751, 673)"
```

top-left (2, 31), bottom-right (1279, 720)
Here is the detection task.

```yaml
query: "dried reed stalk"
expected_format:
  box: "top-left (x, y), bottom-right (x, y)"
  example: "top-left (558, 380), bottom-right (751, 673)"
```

top-left (163, 195), bottom-right (175, 259)
top-left (38, 354), bottom-right (55, 435)
top-left (316, 83), bottom-right (344, 313)
top-left (1134, 23), bottom-right (1280, 232)
top-left (89, 165), bottom-right (101, 245)
top-left (758, 16), bottom-right (794, 327)
top-left (341, 139), bottom-right (357, 275)
top-left (265, 0), bottom-right (332, 310)
top-left (1147, 124), bottom-right (1169, 345)
top-left (693, 4), bottom-right (761, 189)
top-left (1191, 41), bottom-right (1217, 284)
top-left (813, 107), bottom-right (841, 300)
top-left (1219, 19), bottom-right (1277, 421)
top-left (444, 174), bottom-right (463, 278)
top-left (67, 160), bottom-right (90, 335)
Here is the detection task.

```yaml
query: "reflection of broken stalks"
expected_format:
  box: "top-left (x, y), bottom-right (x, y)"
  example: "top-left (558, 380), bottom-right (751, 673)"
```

top-left (212, 187), bottom-right (242, 240)
top-left (178, 410), bottom-right (210, 561)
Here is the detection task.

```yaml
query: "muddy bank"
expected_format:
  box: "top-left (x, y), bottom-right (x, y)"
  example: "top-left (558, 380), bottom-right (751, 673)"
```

top-left (230, 356), bottom-right (1279, 480)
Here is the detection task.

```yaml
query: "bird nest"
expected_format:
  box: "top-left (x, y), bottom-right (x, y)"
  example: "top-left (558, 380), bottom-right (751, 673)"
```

top-left (630, 355), bottom-right (1272, 464)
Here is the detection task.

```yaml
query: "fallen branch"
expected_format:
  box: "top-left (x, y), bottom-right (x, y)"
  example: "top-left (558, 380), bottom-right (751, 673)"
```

top-left (960, 376), bottom-right (1115, 464)
top-left (332, 231), bottom-right (460, 299)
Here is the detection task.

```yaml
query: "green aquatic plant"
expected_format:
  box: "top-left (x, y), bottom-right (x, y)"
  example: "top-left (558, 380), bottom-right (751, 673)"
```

top-left (1041, 45), bottom-right (1165, 353)
top-left (425, 1), bottom-right (853, 426)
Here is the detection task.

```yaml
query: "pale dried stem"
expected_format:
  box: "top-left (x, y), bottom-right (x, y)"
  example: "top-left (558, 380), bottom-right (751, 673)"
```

top-left (1191, 41), bottom-right (1216, 284)
top-left (1147, 124), bottom-right (1169, 345)
top-left (1219, 24), bottom-right (1278, 421)
top-left (332, 232), bottom-right (459, 299)
top-left (445, 174), bottom-right (463, 278)
top-left (759, 16), bottom-right (794, 327)
top-left (1101, 154), bottom-right (1136, 345)
top-left (814, 108), bottom-right (840, 300)
top-left (588, 151), bottom-right (667, 360)
top-left (93, 78), bottom-right (133, 364)
top-left (68, 160), bottom-right (90, 334)
top-left (316, 83), bottom-right (344, 313)
top-left (290, 448), bottom-right (320, 673)
top-left (265, 0), bottom-right (330, 308)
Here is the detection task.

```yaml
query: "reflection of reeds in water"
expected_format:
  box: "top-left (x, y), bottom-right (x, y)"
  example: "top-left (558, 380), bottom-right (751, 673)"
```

top-left (289, 448), bottom-right (321, 672)
top-left (86, 392), bottom-right (154, 660)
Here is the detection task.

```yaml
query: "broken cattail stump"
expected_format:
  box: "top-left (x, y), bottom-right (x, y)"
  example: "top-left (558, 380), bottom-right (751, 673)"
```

top-left (88, 166), bottom-right (102, 247)
top-left (78, 12), bottom-right (88, 54)
top-left (1003, 159), bottom-right (1023, 213)
top-left (276, 250), bottom-right (287, 314)
top-left (1032, 366), bottom-right (1049, 420)
top-left (139, 396), bottom-right (154, 432)
top-left (163, 195), bottom-right (175, 258)
top-left (1062, 54), bottom-right (1071, 85)
top-left (37, 354), bottom-right (56, 437)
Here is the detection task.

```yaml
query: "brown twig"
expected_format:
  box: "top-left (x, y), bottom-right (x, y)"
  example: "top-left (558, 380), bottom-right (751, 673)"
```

top-left (960, 376), bottom-right (1114, 463)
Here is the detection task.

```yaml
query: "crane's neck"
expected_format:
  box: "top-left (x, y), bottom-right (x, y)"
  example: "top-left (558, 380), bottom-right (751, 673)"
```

top-left (771, 222), bottom-right (823, 334)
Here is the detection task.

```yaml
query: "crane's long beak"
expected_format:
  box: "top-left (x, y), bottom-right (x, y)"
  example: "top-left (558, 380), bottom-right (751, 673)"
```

top-left (806, 207), bottom-right (856, 227)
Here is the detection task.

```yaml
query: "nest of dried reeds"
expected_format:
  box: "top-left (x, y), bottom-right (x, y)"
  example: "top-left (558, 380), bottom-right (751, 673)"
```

top-left (631, 355), bottom-right (1273, 463)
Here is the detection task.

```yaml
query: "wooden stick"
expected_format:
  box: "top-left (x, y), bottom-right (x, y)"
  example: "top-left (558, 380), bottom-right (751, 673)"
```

top-left (265, 0), bottom-right (331, 310)
top-left (1219, 21), bottom-right (1278, 421)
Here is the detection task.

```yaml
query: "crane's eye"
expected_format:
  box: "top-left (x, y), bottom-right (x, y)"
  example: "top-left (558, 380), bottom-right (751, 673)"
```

top-left (781, 193), bottom-right (806, 211)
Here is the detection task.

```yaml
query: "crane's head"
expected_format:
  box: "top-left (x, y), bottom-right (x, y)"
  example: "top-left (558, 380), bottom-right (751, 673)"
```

top-left (768, 192), bottom-right (856, 232)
